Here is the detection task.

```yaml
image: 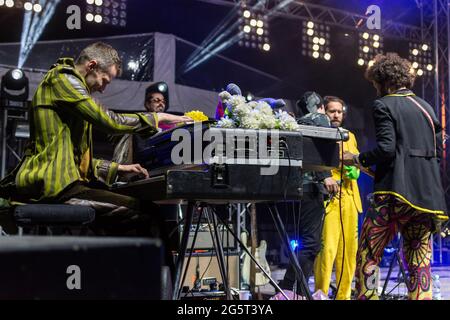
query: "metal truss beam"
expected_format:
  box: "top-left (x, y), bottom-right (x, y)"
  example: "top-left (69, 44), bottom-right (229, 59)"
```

top-left (195, 0), bottom-right (423, 41)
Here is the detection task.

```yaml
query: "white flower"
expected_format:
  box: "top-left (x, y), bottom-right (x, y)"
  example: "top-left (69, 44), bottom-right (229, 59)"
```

top-left (217, 117), bottom-right (235, 128)
top-left (255, 101), bottom-right (273, 116)
top-left (229, 95), bottom-right (246, 108)
top-left (233, 103), bottom-right (252, 118)
top-left (275, 111), bottom-right (300, 131)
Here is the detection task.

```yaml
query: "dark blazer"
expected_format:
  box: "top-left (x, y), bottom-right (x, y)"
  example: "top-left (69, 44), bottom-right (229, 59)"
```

top-left (359, 89), bottom-right (447, 220)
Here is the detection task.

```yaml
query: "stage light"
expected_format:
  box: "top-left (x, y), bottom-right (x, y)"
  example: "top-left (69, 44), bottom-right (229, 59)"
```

top-left (86, 13), bottom-right (94, 21)
top-left (0, 0), bottom-right (4, 6)
top-left (246, 92), bottom-right (254, 102)
top-left (409, 42), bottom-right (433, 77)
top-left (263, 43), bottom-right (270, 51)
top-left (302, 21), bottom-right (331, 61)
top-left (358, 32), bottom-right (383, 68)
top-left (24, 2), bottom-right (32, 10)
top-left (368, 60), bottom-right (374, 67)
top-left (86, 0), bottom-right (127, 27)
top-left (290, 239), bottom-right (299, 251)
top-left (33, 3), bottom-right (42, 12)
top-left (157, 82), bottom-right (168, 93)
top-left (239, 7), bottom-right (270, 52)
top-left (5, 0), bottom-right (13, 8)
top-left (1, 68), bottom-right (29, 103)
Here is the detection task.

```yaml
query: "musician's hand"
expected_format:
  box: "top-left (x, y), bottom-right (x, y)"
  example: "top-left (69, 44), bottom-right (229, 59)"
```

top-left (342, 151), bottom-right (356, 166)
top-left (117, 163), bottom-right (149, 179)
top-left (157, 113), bottom-right (193, 124)
top-left (323, 177), bottom-right (339, 194)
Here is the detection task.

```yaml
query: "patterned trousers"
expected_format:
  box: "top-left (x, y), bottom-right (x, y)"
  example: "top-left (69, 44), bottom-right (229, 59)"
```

top-left (355, 194), bottom-right (433, 300)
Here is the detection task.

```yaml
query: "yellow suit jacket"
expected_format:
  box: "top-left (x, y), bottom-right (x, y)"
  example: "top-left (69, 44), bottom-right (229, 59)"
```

top-left (330, 131), bottom-right (363, 213)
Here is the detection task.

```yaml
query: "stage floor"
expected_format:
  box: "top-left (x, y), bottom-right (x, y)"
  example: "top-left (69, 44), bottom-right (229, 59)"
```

top-left (258, 265), bottom-right (450, 300)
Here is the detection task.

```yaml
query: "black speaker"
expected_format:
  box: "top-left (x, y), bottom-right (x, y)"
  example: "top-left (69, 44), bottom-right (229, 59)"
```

top-left (0, 236), bottom-right (163, 299)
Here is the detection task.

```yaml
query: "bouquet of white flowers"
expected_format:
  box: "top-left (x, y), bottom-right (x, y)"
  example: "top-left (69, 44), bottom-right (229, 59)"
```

top-left (216, 90), bottom-right (300, 131)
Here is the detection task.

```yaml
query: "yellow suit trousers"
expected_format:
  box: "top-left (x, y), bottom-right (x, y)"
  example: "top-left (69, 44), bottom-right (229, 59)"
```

top-left (314, 190), bottom-right (359, 299)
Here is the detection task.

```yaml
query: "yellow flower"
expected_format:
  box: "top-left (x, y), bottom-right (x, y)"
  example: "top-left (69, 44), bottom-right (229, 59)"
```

top-left (185, 110), bottom-right (209, 122)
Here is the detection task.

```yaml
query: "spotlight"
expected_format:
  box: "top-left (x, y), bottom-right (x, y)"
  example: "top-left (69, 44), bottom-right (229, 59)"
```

top-left (157, 82), bottom-right (168, 93)
top-left (127, 60), bottom-right (138, 72)
top-left (24, 2), bottom-right (32, 10)
top-left (358, 32), bottom-right (383, 67)
top-left (33, 3), bottom-right (42, 12)
top-left (239, 7), bottom-right (270, 52)
top-left (86, 13), bottom-right (94, 21)
top-left (303, 21), bottom-right (331, 61)
top-left (368, 60), bottom-right (374, 67)
top-left (246, 92), bottom-right (254, 102)
top-left (0, 0), bottom-right (4, 5)
top-left (263, 43), bottom-right (270, 51)
top-left (87, 0), bottom-right (95, 4)
top-left (1, 68), bottom-right (29, 103)
top-left (5, 0), bottom-right (13, 8)
top-left (94, 14), bottom-right (102, 23)
top-left (409, 42), bottom-right (433, 77)
top-left (95, 0), bottom-right (103, 5)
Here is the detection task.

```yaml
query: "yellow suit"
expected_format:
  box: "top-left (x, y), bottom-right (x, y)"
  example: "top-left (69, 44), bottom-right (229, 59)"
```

top-left (314, 131), bottom-right (362, 300)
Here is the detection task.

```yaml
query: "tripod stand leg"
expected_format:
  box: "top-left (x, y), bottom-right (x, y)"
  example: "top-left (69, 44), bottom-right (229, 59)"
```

top-left (381, 250), bottom-right (397, 298)
top-left (213, 207), bottom-right (290, 300)
top-left (268, 203), bottom-right (312, 300)
top-left (172, 201), bottom-right (195, 300)
top-left (206, 207), bottom-right (232, 300)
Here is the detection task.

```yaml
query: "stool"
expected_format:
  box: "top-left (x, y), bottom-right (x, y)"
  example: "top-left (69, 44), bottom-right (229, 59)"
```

top-left (14, 204), bottom-right (95, 236)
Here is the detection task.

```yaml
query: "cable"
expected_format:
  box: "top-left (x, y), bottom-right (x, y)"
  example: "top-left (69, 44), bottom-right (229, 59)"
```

top-left (333, 127), bottom-right (346, 300)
